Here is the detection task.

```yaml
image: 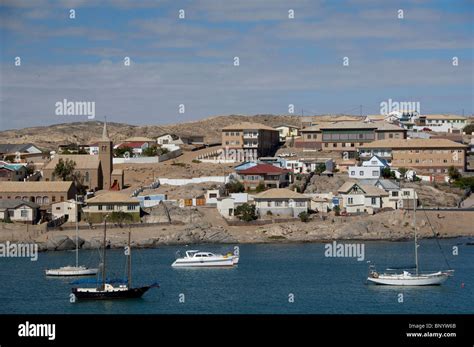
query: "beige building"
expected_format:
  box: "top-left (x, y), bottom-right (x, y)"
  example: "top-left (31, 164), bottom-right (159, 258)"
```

top-left (222, 122), bottom-right (280, 158)
top-left (0, 181), bottom-right (76, 207)
top-left (300, 115), bottom-right (362, 128)
top-left (42, 155), bottom-right (101, 190)
top-left (297, 122), bottom-right (406, 155)
top-left (83, 192), bottom-right (140, 223)
top-left (358, 139), bottom-right (467, 173)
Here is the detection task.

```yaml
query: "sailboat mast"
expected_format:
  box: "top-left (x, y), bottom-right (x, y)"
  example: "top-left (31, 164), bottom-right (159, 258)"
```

top-left (101, 217), bottom-right (107, 290)
top-left (75, 195), bottom-right (79, 268)
top-left (127, 227), bottom-right (132, 288)
top-left (414, 193), bottom-right (419, 275)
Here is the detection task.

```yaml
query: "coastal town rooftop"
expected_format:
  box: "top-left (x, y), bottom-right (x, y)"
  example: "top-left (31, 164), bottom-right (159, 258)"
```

top-left (0, 181), bottom-right (74, 193)
top-left (222, 122), bottom-right (277, 131)
top-left (358, 138), bottom-right (468, 149)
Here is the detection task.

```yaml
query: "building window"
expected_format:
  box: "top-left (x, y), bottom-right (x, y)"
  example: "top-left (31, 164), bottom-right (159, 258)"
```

top-left (333, 143), bottom-right (337, 147)
top-left (359, 171), bottom-right (364, 176)
top-left (52, 196), bottom-right (56, 202)
top-left (107, 205), bottom-right (113, 210)
top-left (21, 209), bottom-right (28, 218)
top-left (127, 205), bottom-right (135, 211)
top-left (372, 171), bottom-right (378, 177)
top-left (60, 196), bottom-right (64, 202)
top-left (351, 171), bottom-right (355, 175)
top-left (43, 197), bottom-right (49, 204)
top-left (275, 201), bottom-right (282, 207)
top-left (403, 191), bottom-right (410, 196)
top-left (98, 205), bottom-right (103, 211)
top-left (85, 171), bottom-right (89, 182)
top-left (324, 143), bottom-right (329, 147)
top-left (389, 134), bottom-right (393, 138)
top-left (392, 191), bottom-right (399, 197)
top-left (371, 197), bottom-right (377, 205)
top-left (348, 197), bottom-right (353, 204)
top-left (225, 132), bottom-right (229, 136)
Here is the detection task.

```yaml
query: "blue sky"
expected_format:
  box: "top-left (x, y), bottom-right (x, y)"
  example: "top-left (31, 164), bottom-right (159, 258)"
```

top-left (0, 0), bottom-right (472, 130)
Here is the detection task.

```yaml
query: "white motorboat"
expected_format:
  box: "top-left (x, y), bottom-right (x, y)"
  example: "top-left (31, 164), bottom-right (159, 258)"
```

top-left (46, 265), bottom-right (98, 277)
top-left (172, 250), bottom-right (239, 268)
top-left (367, 195), bottom-right (453, 286)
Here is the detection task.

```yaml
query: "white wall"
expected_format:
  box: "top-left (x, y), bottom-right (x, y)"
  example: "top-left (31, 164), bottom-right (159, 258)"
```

top-left (0, 206), bottom-right (36, 222)
top-left (217, 198), bottom-right (236, 218)
top-left (158, 176), bottom-right (229, 186)
top-left (52, 200), bottom-right (78, 222)
top-left (348, 166), bottom-right (381, 179)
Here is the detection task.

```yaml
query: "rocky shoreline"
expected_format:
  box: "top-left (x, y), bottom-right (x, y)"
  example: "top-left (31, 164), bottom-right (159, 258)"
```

top-left (1, 210), bottom-right (473, 252)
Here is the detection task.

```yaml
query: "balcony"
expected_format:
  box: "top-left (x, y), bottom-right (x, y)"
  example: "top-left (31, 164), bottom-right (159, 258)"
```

top-left (243, 132), bottom-right (259, 139)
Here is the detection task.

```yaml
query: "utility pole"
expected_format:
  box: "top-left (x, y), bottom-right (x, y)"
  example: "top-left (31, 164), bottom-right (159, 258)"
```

top-left (359, 105), bottom-right (363, 117)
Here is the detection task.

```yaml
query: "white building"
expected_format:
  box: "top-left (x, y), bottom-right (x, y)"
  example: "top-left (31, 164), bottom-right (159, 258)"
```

top-left (274, 125), bottom-right (299, 142)
top-left (348, 166), bottom-right (381, 179)
top-left (423, 115), bottom-right (468, 131)
top-left (205, 189), bottom-right (221, 205)
top-left (338, 181), bottom-right (388, 214)
top-left (0, 199), bottom-right (39, 224)
top-left (359, 179), bottom-right (417, 210)
top-left (157, 134), bottom-right (183, 145)
top-left (254, 188), bottom-right (310, 218)
top-left (349, 155), bottom-right (389, 179)
top-left (52, 199), bottom-right (79, 223)
top-left (216, 193), bottom-right (249, 219)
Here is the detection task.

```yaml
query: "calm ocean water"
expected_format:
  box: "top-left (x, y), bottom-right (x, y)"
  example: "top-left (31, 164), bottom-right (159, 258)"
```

top-left (1, 239), bottom-right (472, 314)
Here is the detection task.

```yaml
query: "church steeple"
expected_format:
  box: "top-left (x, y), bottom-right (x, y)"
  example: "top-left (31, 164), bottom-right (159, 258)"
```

top-left (98, 117), bottom-right (113, 190)
top-left (102, 118), bottom-right (110, 141)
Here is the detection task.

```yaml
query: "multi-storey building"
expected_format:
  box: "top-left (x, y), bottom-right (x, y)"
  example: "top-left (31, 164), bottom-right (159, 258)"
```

top-left (358, 139), bottom-right (467, 173)
top-left (222, 122), bottom-right (279, 158)
top-left (296, 122), bottom-right (406, 156)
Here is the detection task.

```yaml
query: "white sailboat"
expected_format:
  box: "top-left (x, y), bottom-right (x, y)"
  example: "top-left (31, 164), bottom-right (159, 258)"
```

top-left (367, 195), bottom-right (453, 286)
top-left (45, 195), bottom-right (98, 277)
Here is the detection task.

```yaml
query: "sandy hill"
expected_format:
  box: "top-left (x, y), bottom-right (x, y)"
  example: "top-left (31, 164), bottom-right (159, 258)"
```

top-left (0, 114), bottom-right (362, 151)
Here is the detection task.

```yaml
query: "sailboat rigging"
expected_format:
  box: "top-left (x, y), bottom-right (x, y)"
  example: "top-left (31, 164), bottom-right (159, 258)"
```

top-left (367, 194), bottom-right (454, 286)
top-left (45, 195), bottom-right (98, 277)
top-left (71, 217), bottom-right (159, 300)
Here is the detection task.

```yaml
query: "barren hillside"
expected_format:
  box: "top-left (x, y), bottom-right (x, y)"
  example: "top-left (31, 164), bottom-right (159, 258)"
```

top-left (0, 114), bottom-right (361, 151)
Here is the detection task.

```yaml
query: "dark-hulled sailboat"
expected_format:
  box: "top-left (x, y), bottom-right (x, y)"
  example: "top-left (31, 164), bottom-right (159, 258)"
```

top-left (71, 217), bottom-right (159, 300)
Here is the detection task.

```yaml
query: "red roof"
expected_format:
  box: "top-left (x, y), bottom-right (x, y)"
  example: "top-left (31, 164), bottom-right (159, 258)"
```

top-left (237, 163), bottom-right (289, 175)
top-left (118, 142), bottom-right (147, 149)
